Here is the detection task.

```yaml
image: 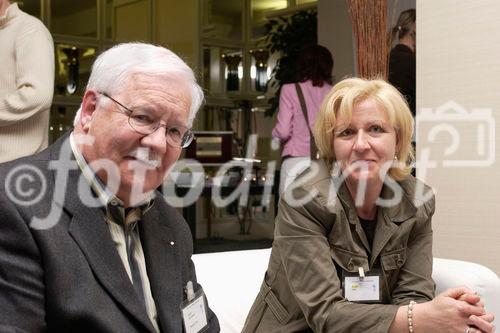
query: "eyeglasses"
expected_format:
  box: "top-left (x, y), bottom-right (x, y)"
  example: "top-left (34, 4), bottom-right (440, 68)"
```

top-left (98, 92), bottom-right (194, 148)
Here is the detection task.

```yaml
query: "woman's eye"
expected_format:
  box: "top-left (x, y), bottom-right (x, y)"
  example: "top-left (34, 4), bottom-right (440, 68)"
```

top-left (338, 129), bottom-right (354, 137)
top-left (370, 125), bottom-right (384, 133)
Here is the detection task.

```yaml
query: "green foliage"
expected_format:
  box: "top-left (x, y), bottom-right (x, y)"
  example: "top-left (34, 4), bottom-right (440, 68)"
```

top-left (264, 9), bottom-right (318, 117)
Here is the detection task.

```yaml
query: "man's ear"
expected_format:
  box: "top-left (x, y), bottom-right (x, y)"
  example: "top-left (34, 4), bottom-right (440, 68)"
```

top-left (80, 90), bottom-right (98, 132)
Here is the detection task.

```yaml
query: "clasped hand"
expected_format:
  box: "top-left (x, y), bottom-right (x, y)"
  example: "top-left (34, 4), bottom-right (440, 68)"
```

top-left (418, 286), bottom-right (495, 333)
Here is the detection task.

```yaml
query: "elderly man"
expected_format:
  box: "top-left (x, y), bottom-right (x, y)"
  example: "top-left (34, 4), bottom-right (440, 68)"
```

top-left (0, 43), bottom-right (219, 332)
top-left (0, 0), bottom-right (54, 162)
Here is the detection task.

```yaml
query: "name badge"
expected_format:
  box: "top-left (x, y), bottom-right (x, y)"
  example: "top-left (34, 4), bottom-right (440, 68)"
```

top-left (342, 268), bottom-right (380, 302)
top-left (181, 281), bottom-right (209, 333)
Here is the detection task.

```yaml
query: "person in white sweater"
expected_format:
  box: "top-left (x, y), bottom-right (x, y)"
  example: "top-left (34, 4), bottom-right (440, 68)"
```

top-left (0, 0), bottom-right (54, 163)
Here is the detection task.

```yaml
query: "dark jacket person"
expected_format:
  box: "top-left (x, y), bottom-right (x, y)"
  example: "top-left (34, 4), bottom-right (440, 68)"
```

top-left (0, 43), bottom-right (219, 332)
top-left (388, 8), bottom-right (416, 116)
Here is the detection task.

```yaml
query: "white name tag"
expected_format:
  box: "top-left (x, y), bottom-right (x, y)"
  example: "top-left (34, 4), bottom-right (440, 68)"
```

top-left (181, 283), bottom-right (208, 333)
top-left (344, 275), bottom-right (380, 302)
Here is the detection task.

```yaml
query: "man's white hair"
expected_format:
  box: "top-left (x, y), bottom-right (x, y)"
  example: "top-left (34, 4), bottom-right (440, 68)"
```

top-left (73, 42), bottom-right (203, 127)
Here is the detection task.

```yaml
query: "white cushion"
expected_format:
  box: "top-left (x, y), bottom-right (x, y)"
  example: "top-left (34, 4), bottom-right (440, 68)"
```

top-left (433, 257), bottom-right (500, 325)
top-left (193, 248), bottom-right (499, 333)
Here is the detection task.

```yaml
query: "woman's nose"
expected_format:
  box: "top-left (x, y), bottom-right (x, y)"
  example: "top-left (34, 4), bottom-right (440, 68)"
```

top-left (353, 130), bottom-right (370, 151)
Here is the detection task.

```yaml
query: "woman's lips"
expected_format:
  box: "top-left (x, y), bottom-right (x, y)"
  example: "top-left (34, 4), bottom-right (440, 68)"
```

top-left (350, 159), bottom-right (375, 166)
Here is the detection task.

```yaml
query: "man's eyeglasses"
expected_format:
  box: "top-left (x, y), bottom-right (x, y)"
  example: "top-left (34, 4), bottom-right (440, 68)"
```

top-left (98, 92), bottom-right (194, 148)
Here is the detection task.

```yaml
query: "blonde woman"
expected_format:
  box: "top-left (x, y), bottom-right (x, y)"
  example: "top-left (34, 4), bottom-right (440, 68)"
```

top-left (243, 78), bottom-right (494, 333)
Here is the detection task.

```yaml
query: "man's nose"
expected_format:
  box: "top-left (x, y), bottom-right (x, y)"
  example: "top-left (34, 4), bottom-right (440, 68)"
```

top-left (141, 128), bottom-right (167, 155)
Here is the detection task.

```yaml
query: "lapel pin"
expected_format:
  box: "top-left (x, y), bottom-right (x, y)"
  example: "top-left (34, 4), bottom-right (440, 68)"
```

top-left (170, 241), bottom-right (175, 246)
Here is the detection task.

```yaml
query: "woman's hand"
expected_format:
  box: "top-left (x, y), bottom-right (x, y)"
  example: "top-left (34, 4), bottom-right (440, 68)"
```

top-left (413, 287), bottom-right (488, 333)
top-left (466, 313), bottom-right (496, 333)
top-left (457, 289), bottom-right (496, 333)
top-left (388, 287), bottom-right (495, 333)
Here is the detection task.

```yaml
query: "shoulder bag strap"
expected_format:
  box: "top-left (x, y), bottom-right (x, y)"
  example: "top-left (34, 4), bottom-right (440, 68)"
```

top-left (295, 83), bottom-right (319, 159)
top-left (294, 83), bottom-right (312, 132)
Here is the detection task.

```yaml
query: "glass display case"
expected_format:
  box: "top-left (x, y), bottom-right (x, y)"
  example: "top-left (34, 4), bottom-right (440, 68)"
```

top-left (49, 104), bottom-right (79, 143)
top-left (54, 44), bottom-right (97, 96)
top-left (106, 0), bottom-right (153, 41)
top-left (203, 46), bottom-right (244, 94)
top-left (250, 0), bottom-right (287, 39)
top-left (51, 0), bottom-right (98, 38)
top-left (19, 0), bottom-right (155, 144)
top-left (17, 0), bottom-right (41, 19)
top-left (202, 0), bottom-right (243, 41)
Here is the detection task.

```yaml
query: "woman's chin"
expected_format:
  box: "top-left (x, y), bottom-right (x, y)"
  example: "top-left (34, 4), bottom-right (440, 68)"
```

top-left (346, 170), bottom-right (381, 184)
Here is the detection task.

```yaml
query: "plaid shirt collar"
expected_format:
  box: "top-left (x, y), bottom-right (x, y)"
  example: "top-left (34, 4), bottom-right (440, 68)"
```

top-left (69, 133), bottom-right (154, 225)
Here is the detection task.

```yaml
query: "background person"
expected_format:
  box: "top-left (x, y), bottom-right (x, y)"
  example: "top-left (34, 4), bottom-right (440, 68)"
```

top-left (0, 42), bottom-right (219, 332)
top-left (272, 44), bottom-right (333, 194)
top-left (388, 8), bottom-right (416, 116)
top-left (243, 78), bottom-right (495, 333)
top-left (0, 0), bottom-right (54, 163)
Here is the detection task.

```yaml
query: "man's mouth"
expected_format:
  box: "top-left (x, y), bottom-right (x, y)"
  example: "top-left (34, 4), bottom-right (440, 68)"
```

top-left (131, 156), bottom-right (161, 168)
top-left (128, 148), bottom-right (161, 169)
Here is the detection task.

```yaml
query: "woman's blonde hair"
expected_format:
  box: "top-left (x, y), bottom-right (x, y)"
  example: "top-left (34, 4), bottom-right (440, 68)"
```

top-left (313, 77), bottom-right (414, 180)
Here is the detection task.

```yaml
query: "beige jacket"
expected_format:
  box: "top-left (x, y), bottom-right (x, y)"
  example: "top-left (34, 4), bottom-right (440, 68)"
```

top-left (243, 160), bottom-right (436, 333)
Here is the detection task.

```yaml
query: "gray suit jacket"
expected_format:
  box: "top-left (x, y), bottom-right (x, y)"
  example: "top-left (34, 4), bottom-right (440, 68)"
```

top-left (0, 133), bottom-right (219, 332)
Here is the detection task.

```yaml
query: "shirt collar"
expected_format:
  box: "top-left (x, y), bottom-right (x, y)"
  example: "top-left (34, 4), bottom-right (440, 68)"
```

top-left (0, 2), bottom-right (19, 26)
top-left (69, 132), bottom-right (155, 213)
top-left (336, 176), bottom-right (416, 225)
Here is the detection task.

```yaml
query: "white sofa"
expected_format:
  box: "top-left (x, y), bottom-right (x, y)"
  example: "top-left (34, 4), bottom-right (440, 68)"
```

top-left (193, 248), bottom-right (500, 333)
